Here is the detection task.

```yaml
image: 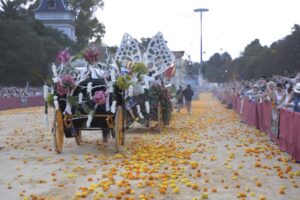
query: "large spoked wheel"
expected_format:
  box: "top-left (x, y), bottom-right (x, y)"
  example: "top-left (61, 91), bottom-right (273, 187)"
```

top-left (52, 109), bottom-right (64, 153)
top-left (75, 130), bottom-right (82, 145)
top-left (114, 106), bottom-right (124, 152)
top-left (157, 102), bottom-right (164, 133)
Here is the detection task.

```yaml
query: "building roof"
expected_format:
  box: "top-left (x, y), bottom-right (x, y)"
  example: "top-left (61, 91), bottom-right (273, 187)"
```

top-left (33, 0), bottom-right (70, 13)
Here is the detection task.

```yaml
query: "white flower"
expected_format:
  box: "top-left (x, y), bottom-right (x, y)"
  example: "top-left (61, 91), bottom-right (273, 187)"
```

top-left (64, 101), bottom-right (72, 115)
top-left (145, 101), bottom-right (150, 113)
top-left (136, 104), bottom-right (144, 119)
top-left (52, 63), bottom-right (58, 77)
top-left (86, 112), bottom-right (94, 128)
top-left (87, 82), bottom-right (92, 98)
top-left (106, 93), bottom-right (110, 112)
top-left (78, 93), bottom-right (83, 104)
top-left (110, 69), bottom-right (116, 82)
top-left (52, 77), bottom-right (59, 83)
top-left (128, 86), bottom-right (133, 97)
top-left (53, 95), bottom-right (59, 110)
top-left (111, 101), bottom-right (117, 113)
top-left (107, 81), bottom-right (114, 93)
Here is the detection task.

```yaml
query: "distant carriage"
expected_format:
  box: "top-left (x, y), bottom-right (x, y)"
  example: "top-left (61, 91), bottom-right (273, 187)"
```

top-left (114, 32), bottom-right (175, 132)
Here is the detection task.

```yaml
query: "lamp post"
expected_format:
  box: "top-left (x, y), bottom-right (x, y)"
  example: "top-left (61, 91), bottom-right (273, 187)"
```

top-left (194, 8), bottom-right (209, 78)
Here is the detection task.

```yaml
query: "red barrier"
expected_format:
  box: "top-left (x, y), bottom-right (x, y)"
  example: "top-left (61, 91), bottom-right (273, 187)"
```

top-left (279, 110), bottom-right (300, 161)
top-left (26, 96), bottom-right (45, 107)
top-left (216, 93), bottom-right (300, 161)
top-left (294, 112), bottom-right (300, 161)
top-left (279, 109), bottom-right (292, 152)
top-left (241, 99), bottom-right (258, 127)
top-left (0, 96), bottom-right (44, 110)
top-left (235, 97), bottom-right (242, 114)
top-left (261, 103), bottom-right (274, 140)
top-left (0, 97), bottom-right (21, 110)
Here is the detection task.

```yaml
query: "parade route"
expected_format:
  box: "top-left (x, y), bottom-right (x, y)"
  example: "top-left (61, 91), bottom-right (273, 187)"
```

top-left (0, 93), bottom-right (300, 200)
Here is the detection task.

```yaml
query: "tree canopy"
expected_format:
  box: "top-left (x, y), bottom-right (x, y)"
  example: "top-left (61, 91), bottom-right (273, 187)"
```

top-left (0, 0), bottom-right (106, 86)
top-left (202, 24), bottom-right (300, 83)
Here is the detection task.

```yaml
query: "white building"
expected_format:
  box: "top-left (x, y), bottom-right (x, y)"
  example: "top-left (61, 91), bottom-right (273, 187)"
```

top-left (171, 51), bottom-right (185, 89)
top-left (33, 0), bottom-right (76, 41)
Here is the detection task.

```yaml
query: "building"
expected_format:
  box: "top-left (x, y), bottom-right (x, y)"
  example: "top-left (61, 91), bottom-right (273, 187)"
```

top-left (171, 51), bottom-right (200, 99)
top-left (171, 51), bottom-right (185, 89)
top-left (33, 0), bottom-right (76, 41)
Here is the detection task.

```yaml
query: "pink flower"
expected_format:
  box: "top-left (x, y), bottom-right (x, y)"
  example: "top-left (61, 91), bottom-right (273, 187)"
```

top-left (83, 47), bottom-right (100, 63)
top-left (55, 83), bottom-right (68, 96)
top-left (61, 75), bottom-right (76, 89)
top-left (56, 50), bottom-right (71, 64)
top-left (92, 91), bottom-right (107, 105)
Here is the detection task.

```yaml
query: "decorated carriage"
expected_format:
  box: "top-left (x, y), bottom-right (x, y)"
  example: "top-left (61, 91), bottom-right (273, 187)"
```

top-left (114, 32), bottom-right (175, 132)
top-left (45, 32), bottom-right (175, 153)
top-left (45, 47), bottom-right (126, 153)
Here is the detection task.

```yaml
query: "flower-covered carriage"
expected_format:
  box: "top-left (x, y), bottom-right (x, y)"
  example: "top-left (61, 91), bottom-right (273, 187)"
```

top-left (114, 32), bottom-right (175, 132)
top-left (46, 47), bottom-right (126, 153)
top-left (45, 32), bottom-right (175, 153)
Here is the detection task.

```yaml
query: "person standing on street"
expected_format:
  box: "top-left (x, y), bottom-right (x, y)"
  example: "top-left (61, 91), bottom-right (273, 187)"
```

top-left (183, 84), bottom-right (194, 115)
top-left (176, 86), bottom-right (184, 112)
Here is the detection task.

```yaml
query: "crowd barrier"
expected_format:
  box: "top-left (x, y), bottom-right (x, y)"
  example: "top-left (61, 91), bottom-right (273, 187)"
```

top-left (0, 96), bottom-right (44, 111)
top-left (215, 91), bottom-right (300, 162)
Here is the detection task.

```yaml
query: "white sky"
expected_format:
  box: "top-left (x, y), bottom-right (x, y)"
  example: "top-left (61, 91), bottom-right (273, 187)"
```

top-left (96, 0), bottom-right (300, 62)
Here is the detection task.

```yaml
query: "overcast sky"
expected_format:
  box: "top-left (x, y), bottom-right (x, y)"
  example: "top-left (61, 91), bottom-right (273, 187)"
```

top-left (96, 0), bottom-right (300, 62)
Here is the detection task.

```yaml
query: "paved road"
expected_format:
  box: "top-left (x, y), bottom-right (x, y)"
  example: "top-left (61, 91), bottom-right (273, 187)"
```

top-left (0, 93), bottom-right (299, 200)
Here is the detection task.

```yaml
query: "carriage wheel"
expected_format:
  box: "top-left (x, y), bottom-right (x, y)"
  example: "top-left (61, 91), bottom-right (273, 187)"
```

top-left (75, 130), bottom-right (82, 145)
top-left (114, 106), bottom-right (124, 152)
top-left (52, 109), bottom-right (64, 153)
top-left (157, 102), bottom-right (164, 133)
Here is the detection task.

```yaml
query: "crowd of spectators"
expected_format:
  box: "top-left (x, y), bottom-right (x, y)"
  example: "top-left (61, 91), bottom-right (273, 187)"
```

top-left (219, 72), bottom-right (300, 113)
top-left (0, 86), bottom-right (43, 98)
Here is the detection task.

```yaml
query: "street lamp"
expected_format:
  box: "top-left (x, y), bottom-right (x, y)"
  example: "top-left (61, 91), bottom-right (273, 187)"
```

top-left (194, 8), bottom-right (209, 77)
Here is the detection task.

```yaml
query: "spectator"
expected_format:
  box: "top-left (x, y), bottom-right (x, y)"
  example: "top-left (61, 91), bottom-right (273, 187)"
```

top-left (275, 83), bottom-right (287, 108)
top-left (292, 83), bottom-right (300, 112)
top-left (265, 81), bottom-right (276, 103)
top-left (283, 85), bottom-right (294, 111)
top-left (0, 86), bottom-right (43, 98)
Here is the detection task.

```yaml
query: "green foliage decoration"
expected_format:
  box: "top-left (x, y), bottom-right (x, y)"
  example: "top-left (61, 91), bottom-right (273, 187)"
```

top-left (132, 62), bottom-right (148, 80)
top-left (116, 75), bottom-right (132, 90)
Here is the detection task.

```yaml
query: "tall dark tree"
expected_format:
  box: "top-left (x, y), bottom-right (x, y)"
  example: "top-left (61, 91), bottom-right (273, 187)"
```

top-left (203, 52), bottom-right (233, 82)
top-left (0, 0), bottom-right (27, 20)
top-left (0, 0), bottom-right (75, 86)
top-left (0, 19), bottom-right (47, 86)
top-left (68, 0), bottom-right (106, 50)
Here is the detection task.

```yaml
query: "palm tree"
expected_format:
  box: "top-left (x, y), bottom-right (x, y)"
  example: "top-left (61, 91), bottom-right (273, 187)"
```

top-left (0, 0), bottom-right (26, 20)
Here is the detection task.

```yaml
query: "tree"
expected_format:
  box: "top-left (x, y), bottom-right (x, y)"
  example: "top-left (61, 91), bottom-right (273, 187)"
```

top-left (68, 0), bottom-right (106, 50)
top-left (0, 0), bottom-right (27, 20)
top-left (202, 52), bottom-right (233, 82)
top-left (0, 0), bottom-right (74, 86)
top-left (0, 19), bottom-right (48, 86)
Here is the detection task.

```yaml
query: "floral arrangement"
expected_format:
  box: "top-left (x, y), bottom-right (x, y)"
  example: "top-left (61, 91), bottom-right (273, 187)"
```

top-left (124, 83), bottom-right (173, 126)
top-left (46, 47), bottom-right (121, 128)
top-left (92, 91), bottom-right (107, 105)
top-left (83, 47), bottom-right (100, 64)
top-left (56, 49), bottom-right (71, 64)
top-left (148, 84), bottom-right (173, 125)
top-left (46, 34), bottom-right (175, 130)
